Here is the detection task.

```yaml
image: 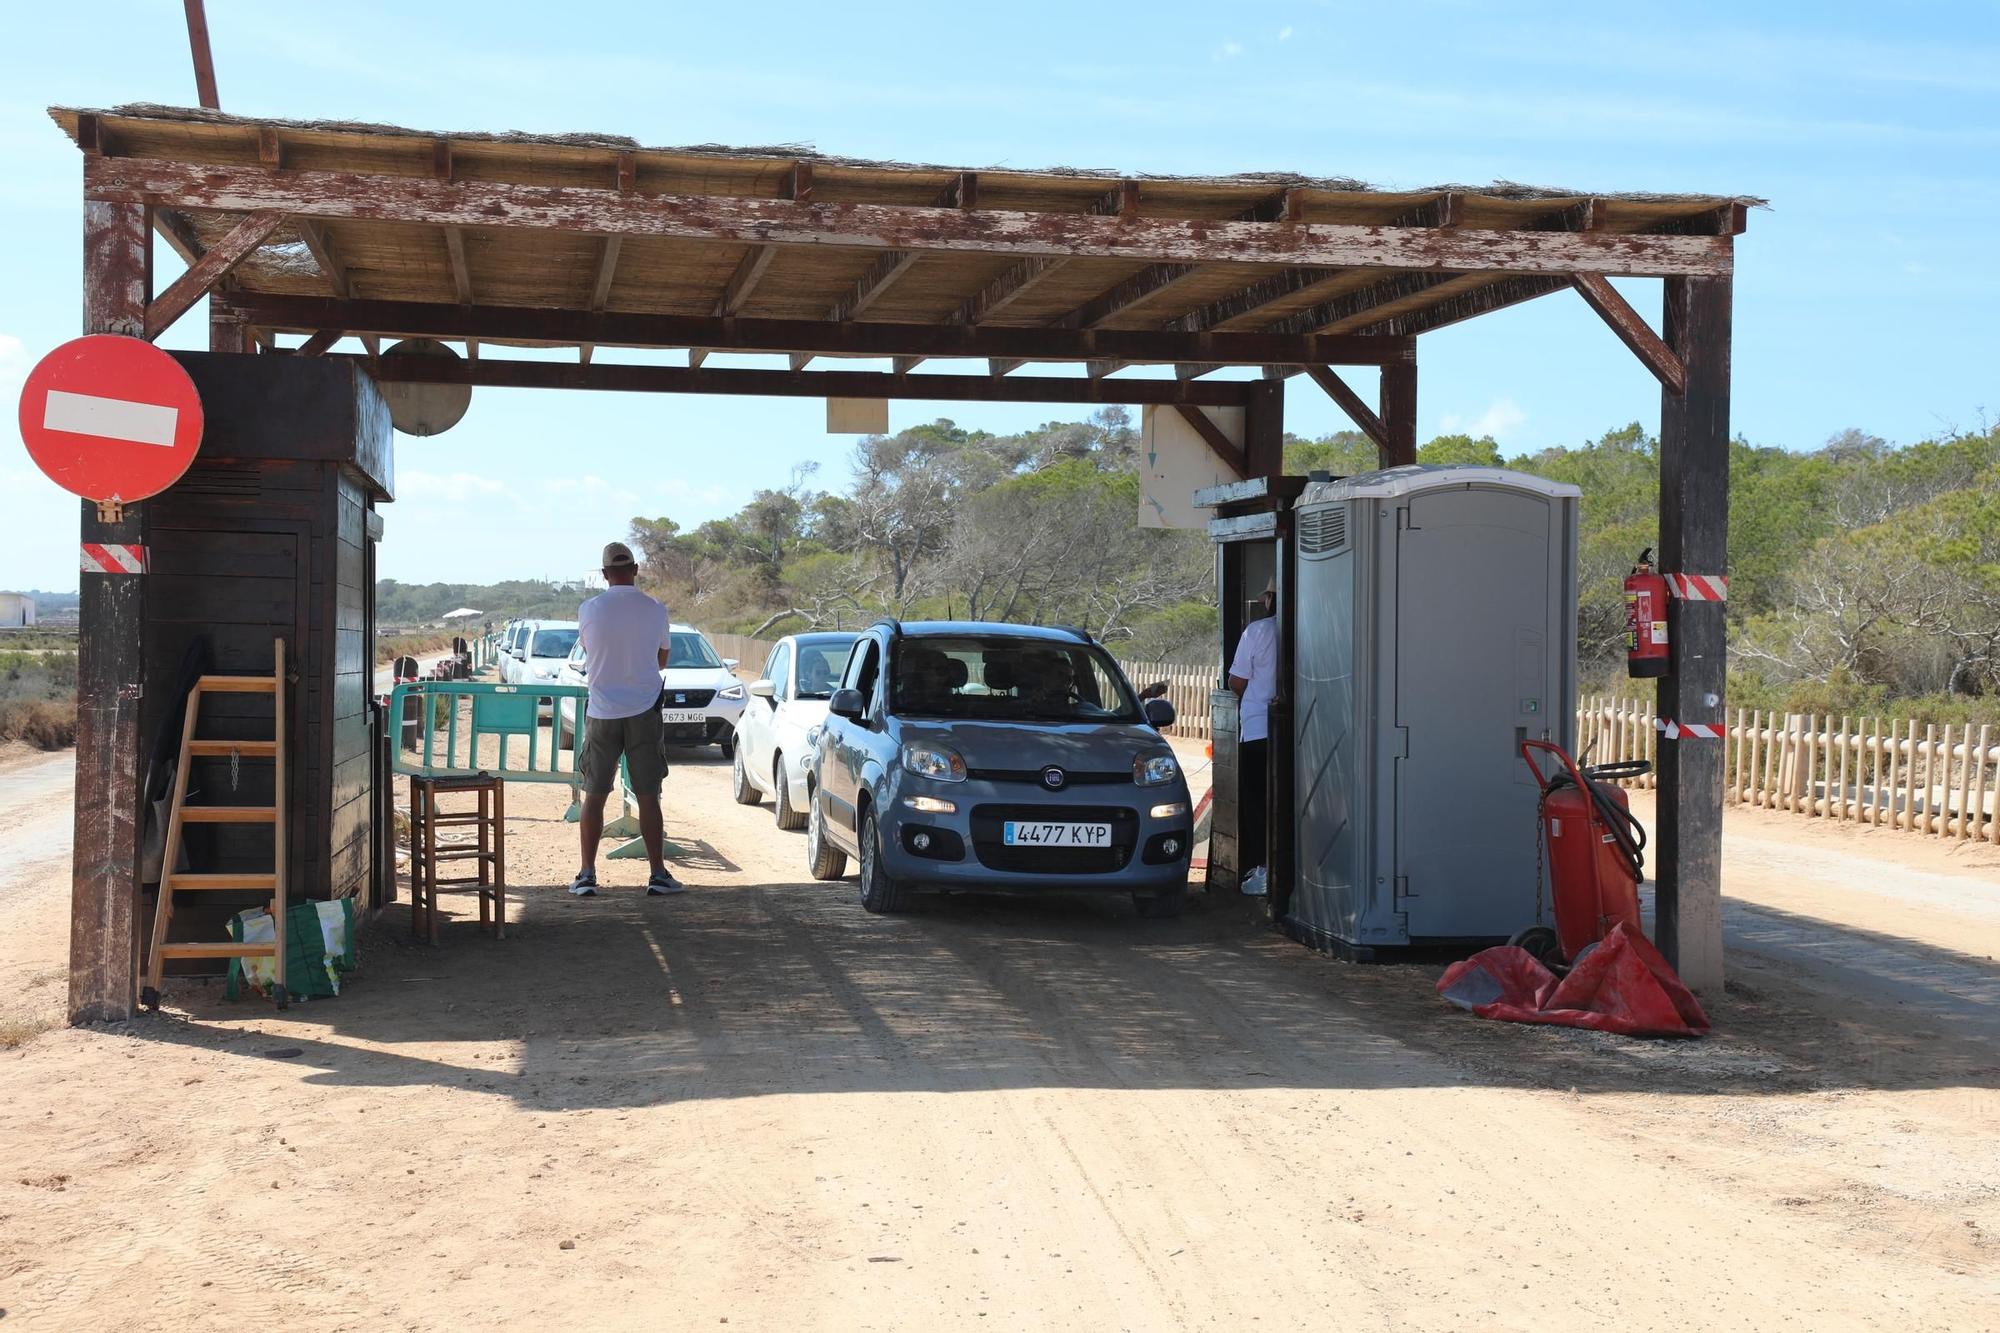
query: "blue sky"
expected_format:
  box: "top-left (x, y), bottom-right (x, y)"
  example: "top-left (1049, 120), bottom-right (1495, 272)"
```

top-left (3, 0), bottom-right (1997, 591)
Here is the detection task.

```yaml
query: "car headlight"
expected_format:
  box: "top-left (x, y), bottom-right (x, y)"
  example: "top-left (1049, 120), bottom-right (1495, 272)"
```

top-left (1134, 753), bottom-right (1179, 786)
top-left (902, 742), bottom-right (967, 783)
top-left (718, 683), bottom-right (746, 702)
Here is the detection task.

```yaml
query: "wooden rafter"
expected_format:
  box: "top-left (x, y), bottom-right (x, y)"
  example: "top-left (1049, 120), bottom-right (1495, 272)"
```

top-left (1570, 274), bottom-right (1686, 394)
top-left (337, 353), bottom-right (1258, 406)
top-left (1301, 365), bottom-right (1389, 451)
top-left (182, 0), bottom-right (220, 110)
top-left (580, 235), bottom-right (622, 364)
top-left (231, 294), bottom-right (1415, 368)
top-left (84, 156), bottom-right (1736, 278)
top-left (444, 226), bottom-right (474, 303)
top-left (1173, 404), bottom-right (1248, 477)
top-left (144, 209), bottom-right (284, 340)
top-left (293, 218), bottom-right (352, 298)
top-left (295, 329), bottom-right (342, 356)
top-left (1163, 267), bottom-right (1347, 336)
top-left (1359, 275), bottom-right (1571, 338)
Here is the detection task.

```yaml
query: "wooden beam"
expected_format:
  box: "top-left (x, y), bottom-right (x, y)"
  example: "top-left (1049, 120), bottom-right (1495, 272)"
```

top-left (150, 207), bottom-right (206, 267)
top-left (293, 218), bottom-right (351, 298)
top-left (1359, 274), bottom-right (1571, 338)
top-left (1379, 360), bottom-right (1418, 468)
top-left (231, 293), bottom-right (1419, 367)
top-left (590, 235), bottom-right (622, 310)
top-left (1163, 267), bottom-right (1347, 335)
top-left (182, 0), bottom-right (220, 110)
top-left (988, 358), bottom-right (1025, 377)
top-left (73, 199), bottom-right (149, 1026)
top-left (85, 155), bottom-right (1737, 278)
top-left (295, 329), bottom-right (342, 356)
top-left (794, 247), bottom-right (923, 368)
top-left (1173, 404), bottom-right (1248, 477)
top-left (1571, 273), bottom-right (1686, 394)
top-left (337, 353), bottom-right (1258, 405)
top-left (144, 209), bottom-right (284, 340)
top-left (1654, 274), bottom-right (1732, 993)
top-left (1302, 365), bottom-right (1389, 451)
top-left (444, 226), bottom-right (474, 304)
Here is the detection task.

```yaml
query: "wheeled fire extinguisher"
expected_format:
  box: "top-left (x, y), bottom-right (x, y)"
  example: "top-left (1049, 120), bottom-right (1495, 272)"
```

top-left (1624, 548), bottom-right (1669, 679)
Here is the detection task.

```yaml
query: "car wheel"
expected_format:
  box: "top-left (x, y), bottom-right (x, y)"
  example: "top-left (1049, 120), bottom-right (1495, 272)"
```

top-left (806, 788), bottom-right (848, 881)
top-left (731, 743), bottom-right (761, 806)
top-left (857, 809), bottom-right (910, 914)
top-left (773, 757), bottom-right (807, 830)
top-left (716, 731), bottom-right (736, 761)
top-left (1132, 883), bottom-right (1189, 919)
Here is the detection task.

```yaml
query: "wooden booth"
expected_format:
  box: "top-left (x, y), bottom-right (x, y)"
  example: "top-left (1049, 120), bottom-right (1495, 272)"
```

top-left (139, 354), bottom-right (392, 975)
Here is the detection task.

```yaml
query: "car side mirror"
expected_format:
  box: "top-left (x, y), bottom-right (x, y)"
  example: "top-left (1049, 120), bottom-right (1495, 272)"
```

top-left (723, 657), bottom-right (740, 670)
top-left (1143, 697), bottom-right (1177, 729)
top-left (828, 688), bottom-right (865, 721)
top-left (748, 679), bottom-right (776, 699)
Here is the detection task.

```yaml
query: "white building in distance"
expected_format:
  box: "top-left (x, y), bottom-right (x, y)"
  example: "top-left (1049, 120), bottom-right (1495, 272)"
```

top-left (0, 593), bottom-right (36, 627)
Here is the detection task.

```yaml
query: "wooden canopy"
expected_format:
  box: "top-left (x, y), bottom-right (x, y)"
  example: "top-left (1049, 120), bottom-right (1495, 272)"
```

top-left (52, 104), bottom-right (1754, 407)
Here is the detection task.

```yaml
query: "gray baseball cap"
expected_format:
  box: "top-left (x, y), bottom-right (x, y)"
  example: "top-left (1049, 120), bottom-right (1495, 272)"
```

top-left (601, 541), bottom-right (637, 569)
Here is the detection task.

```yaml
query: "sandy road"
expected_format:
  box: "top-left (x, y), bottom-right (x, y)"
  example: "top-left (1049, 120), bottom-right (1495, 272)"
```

top-left (0, 746), bottom-right (1995, 1330)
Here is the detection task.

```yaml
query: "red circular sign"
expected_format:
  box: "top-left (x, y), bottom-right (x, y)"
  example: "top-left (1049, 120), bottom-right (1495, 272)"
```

top-left (17, 335), bottom-right (204, 504)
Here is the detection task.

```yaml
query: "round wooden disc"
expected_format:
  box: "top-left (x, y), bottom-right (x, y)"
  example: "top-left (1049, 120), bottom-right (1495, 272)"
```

top-left (378, 339), bottom-right (472, 436)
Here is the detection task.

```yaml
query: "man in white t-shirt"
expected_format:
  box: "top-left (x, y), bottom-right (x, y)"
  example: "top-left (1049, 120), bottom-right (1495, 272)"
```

top-left (1228, 579), bottom-right (1278, 894)
top-left (571, 540), bottom-right (682, 897)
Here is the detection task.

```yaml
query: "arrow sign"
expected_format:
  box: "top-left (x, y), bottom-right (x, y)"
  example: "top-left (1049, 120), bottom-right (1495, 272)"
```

top-left (16, 335), bottom-right (204, 505)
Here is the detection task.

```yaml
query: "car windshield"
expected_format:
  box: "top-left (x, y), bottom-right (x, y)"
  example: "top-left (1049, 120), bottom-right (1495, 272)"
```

top-left (667, 631), bottom-right (723, 670)
top-left (794, 638), bottom-right (858, 700)
top-left (889, 635), bottom-right (1140, 723)
top-left (531, 628), bottom-right (578, 658)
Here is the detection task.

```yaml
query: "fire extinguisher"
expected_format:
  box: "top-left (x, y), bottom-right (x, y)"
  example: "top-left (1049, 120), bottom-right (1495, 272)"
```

top-left (1625, 548), bottom-right (1669, 678)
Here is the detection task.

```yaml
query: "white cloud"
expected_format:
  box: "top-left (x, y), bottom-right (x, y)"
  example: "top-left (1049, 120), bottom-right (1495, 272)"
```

top-left (1214, 40), bottom-right (1244, 61)
top-left (397, 469), bottom-right (516, 505)
top-left (1439, 397), bottom-right (1528, 442)
top-left (1278, 26), bottom-right (1294, 42)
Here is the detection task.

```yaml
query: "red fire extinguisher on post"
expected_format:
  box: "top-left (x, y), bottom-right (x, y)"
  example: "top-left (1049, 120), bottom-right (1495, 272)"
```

top-left (1625, 548), bottom-right (1669, 679)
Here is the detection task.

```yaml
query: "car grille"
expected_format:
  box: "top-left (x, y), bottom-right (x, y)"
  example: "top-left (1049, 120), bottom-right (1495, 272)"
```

top-left (969, 804), bottom-right (1138, 874)
top-left (966, 768), bottom-right (1132, 787)
top-left (662, 688), bottom-right (715, 708)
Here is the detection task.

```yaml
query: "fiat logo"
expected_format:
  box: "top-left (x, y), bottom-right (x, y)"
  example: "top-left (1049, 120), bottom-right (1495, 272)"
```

top-left (1041, 766), bottom-right (1067, 790)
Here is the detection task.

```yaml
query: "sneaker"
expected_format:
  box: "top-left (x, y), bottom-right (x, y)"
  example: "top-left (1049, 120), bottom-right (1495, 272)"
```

top-left (568, 870), bottom-right (598, 897)
top-left (646, 869), bottom-right (686, 896)
top-left (1240, 866), bottom-right (1268, 897)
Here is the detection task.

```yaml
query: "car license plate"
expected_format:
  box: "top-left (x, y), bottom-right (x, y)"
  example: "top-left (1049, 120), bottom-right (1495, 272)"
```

top-left (1002, 821), bottom-right (1112, 847)
top-left (660, 710), bottom-right (705, 724)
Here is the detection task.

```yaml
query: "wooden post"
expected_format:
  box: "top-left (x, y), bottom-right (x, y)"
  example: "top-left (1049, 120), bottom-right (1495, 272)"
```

top-left (1653, 273), bottom-right (1730, 992)
top-left (71, 200), bottom-right (150, 1024)
top-left (1378, 360), bottom-right (1417, 468)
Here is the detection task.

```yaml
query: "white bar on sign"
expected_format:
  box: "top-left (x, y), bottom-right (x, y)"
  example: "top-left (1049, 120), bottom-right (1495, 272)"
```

top-left (42, 389), bottom-right (180, 448)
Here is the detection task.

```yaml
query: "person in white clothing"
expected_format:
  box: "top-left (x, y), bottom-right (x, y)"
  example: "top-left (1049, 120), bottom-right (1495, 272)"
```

top-left (1228, 579), bottom-right (1278, 894)
top-left (571, 541), bottom-right (682, 897)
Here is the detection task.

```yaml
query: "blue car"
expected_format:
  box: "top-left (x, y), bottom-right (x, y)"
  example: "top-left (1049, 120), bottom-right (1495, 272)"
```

top-left (804, 620), bottom-right (1195, 917)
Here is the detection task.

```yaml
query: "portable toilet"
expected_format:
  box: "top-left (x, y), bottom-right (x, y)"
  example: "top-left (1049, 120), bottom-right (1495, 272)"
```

top-left (1288, 465), bottom-right (1580, 954)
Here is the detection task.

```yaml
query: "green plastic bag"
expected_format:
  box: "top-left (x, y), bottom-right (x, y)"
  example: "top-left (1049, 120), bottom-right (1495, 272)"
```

top-left (226, 898), bottom-right (358, 1000)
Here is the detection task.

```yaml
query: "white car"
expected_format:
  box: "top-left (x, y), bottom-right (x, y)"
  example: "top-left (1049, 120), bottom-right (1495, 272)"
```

top-left (730, 631), bottom-right (860, 829)
top-left (555, 622), bottom-right (747, 756)
top-left (503, 619), bottom-right (580, 713)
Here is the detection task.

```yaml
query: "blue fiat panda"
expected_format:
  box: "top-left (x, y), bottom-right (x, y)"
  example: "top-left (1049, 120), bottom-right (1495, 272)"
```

top-left (803, 620), bottom-right (1194, 917)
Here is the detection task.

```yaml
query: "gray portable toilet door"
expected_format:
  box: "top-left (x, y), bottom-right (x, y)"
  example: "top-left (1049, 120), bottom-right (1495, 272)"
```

top-left (1392, 489), bottom-right (1553, 940)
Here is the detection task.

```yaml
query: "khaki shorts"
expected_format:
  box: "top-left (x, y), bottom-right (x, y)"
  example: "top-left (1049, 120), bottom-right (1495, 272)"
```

top-left (581, 709), bottom-right (667, 798)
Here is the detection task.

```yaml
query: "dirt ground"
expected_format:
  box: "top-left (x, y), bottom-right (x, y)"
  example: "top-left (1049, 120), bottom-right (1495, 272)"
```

top-left (0, 737), bottom-right (1996, 1331)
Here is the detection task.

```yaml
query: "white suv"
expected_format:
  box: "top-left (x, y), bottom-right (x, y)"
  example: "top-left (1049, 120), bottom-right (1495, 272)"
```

top-left (504, 620), bottom-right (580, 690)
top-left (555, 622), bottom-right (747, 756)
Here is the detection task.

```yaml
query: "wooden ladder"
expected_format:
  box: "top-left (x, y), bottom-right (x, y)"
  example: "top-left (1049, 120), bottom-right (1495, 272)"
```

top-left (142, 638), bottom-right (290, 1010)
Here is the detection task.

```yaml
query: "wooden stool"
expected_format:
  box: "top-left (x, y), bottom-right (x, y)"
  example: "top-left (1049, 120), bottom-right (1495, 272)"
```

top-left (409, 773), bottom-right (506, 943)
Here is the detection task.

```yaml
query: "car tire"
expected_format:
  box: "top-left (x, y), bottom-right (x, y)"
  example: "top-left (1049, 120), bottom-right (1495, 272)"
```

top-left (806, 788), bottom-right (848, 881)
top-left (1132, 884), bottom-right (1189, 919)
top-left (857, 809), bottom-right (910, 914)
top-left (716, 732), bottom-right (736, 761)
top-left (773, 757), bottom-right (807, 830)
top-left (731, 744), bottom-right (761, 806)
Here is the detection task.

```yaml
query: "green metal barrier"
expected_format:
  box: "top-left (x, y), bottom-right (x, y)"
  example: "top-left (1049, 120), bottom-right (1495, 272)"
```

top-left (388, 680), bottom-right (587, 782)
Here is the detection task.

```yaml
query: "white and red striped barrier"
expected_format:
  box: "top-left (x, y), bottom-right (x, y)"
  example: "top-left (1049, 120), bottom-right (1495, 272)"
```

top-left (79, 542), bottom-right (147, 574)
top-left (1666, 573), bottom-right (1728, 602)
top-left (1654, 717), bottom-right (1723, 741)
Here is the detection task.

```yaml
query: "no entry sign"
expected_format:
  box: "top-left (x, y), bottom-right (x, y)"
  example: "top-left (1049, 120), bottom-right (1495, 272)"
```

top-left (17, 335), bottom-right (204, 508)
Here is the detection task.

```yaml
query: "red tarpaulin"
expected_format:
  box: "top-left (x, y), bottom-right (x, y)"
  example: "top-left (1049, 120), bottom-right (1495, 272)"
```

top-left (1436, 923), bottom-right (1710, 1038)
